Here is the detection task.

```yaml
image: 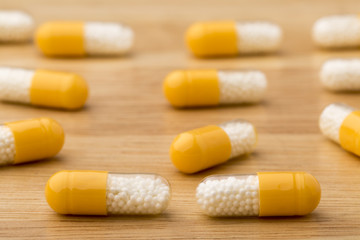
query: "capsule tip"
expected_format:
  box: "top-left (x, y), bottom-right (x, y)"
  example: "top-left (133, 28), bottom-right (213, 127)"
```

top-left (163, 71), bottom-right (188, 107)
top-left (61, 74), bottom-right (88, 110)
top-left (185, 23), bottom-right (208, 57)
top-left (300, 172), bottom-right (321, 215)
top-left (45, 170), bottom-right (69, 214)
top-left (40, 118), bottom-right (65, 156)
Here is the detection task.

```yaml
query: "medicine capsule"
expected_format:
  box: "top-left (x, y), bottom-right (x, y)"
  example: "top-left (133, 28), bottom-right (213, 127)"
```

top-left (320, 59), bottom-right (360, 91)
top-left (0, 11), bottom-right (33, 42)
top-left (186, 21), bottom-right (282, 57)
top-left (35, 21), bottom-right (133, 57)
top-left (45, 170), bottom-right (171, 215)
top-left (313, 14), bottom-right (360, 48)
top-left (320, 103), bottom-right (360, 156)
top-left (196, 172), bottom-right (321, 217)
top-left (0, 67), bottom-right (88, 110)
top-left (170, 119), bottom-right (257, 174)
top-left (0, 118), bottom-right (64, 166)
top-left (163, 70), bottom-right (267, 107)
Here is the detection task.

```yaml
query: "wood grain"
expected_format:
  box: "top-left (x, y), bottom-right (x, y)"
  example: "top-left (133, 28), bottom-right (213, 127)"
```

top-left (1, 0), bottom-right (360, 239)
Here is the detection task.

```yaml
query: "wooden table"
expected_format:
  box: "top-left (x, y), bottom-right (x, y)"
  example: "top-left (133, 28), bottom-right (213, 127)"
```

top-left (1, 0), bottom-right (360, 239)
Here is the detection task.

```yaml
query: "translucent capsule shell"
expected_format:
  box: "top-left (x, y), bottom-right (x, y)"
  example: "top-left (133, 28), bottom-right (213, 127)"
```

top-left (170, 120), bottom-right (257, 173)
top-left (45, 171), bottom-right (171, 215)
top-left (0, 11), bottom-right (34, 42)
top-left (0, 118), bottom-right (64, 166)
top-left (196, 172), bottom-right (321, 217)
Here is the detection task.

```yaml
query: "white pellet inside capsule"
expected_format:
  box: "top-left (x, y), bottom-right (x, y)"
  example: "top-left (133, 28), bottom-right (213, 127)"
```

top-left (106, 174), bottom-right (170, 215)
top-left (0, 11), bottom-right (34, 42)
top-left (319, 103), bottom-right (354, 143)
top-left (0, 125), bottom-right (15, 166)
top-left (196, 175), bottom-right (259, 216)
top-left (218, 70), bottom-right (267, 104)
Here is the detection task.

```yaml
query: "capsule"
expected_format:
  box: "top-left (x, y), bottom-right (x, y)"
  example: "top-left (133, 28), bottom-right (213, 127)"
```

top-left (45, 170), bottom-right (171, 215)
top-left (170, 120), bottom-right (257, 174)
top-left (163, 70), bottom-right (267, 108)
top-left (320, 59), bottom-right (360, 91)
top-left (313, 14), bottom-right (360, 48)
top-left (186, 21), bottom-right (282, 57)
top-left (35, 21), bottom-right (133, 57)
top-left (0, 118), bottom-right (64, 166)
top-left (320, 103), bottom-right (360, 156)
top-left (0, 67), bottom-right (88, 109)
top-left (0, 11), bottom-right (33, 42)
top-left (196, 172), bottom-right (321, 217)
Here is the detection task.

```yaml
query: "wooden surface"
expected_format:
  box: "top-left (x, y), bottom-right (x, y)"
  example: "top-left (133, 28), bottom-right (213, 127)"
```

top-left (1, 0), bottom-right (360, 239)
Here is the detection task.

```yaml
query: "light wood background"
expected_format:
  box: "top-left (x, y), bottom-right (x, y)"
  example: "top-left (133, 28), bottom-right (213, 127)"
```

top-left (1, 0), bottom-right (360, 239)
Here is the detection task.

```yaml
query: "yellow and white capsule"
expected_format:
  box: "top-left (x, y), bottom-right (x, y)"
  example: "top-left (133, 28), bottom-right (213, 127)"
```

top-left (0, 118), bottom-right (64, 166)
top-left (36, 21), bottom-right (133, 57)
top-left (313, 14), bottom-right (360, 48)
top-left (0, 11), bottom-right (33, 42)
top-left (163, 69), bottom-right (267, 107)
top-left (170, 120), bottom-right (257, 174)
top-left (186, 21), bottom-right (282, 57)
top-left (46, 170), bottom-right (171, 215)
top-left (196, 172), bottom-right (321, 217)
top-left (0, 67), bottom-right (88, 110)
top-left (320, 103), bottom-right (360, 157)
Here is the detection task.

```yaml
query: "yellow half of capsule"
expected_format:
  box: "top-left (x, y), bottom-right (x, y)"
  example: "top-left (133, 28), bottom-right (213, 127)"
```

top-left (5, 118), bottom-right (64, 164)
top-left (185, 21), bottom-right (239, 57)
top-left (30, 70), bottom-right (88, 110)
top-left (257, 172), bottom-right (321, 216)
top-left (163, 70), bottom-right (220, 107)
top-left (45, 170), bottom-right (108, 215)
top-left (170, 125), bottom-right (232, 173)
top-left (339, 110), bottom-right (360, 156)
top-left (35, 21), bottom-right (86, 57)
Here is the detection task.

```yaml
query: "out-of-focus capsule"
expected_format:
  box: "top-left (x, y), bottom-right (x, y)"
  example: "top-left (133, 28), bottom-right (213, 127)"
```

top-left (186, 21), bottom-right (282, 57)
top-left (0, 67), bottom-right (88, 110)
top-left (0, 118), bottom-right (64, 166)
top-left (320, 59), bottom-right (360, 91)
top-left (313, 14), bottom-right (360, 48)
top-left (170, 119), bottom-right (257, 174)
top-left (0, 11), bottom-right (33, 42)
top-left (163, 70), bottom-right (267, 107)
top-left (45, 170), bottom-right (171, 215)
top-left (196, 172), bottom-right (321, 217)
top-left (35, 21), bottom-right (133, 57)
top-left (320, 103), bottom-right (360, 156)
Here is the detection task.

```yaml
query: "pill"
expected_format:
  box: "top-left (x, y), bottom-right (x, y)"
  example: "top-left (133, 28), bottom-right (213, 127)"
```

top-left (0, 67), bottom-right (88, 109)
top-left (0, 11), bottom-right (33, 42)
top-left (320, 103), bottom-right (360, 156)
top-left (35, 21), bottom-right (133, 57)
top-left (320, 59), bottom-right (360, 91)
top-left (0, 118), bottom-right (64, 166)
top-left (170, 119), bottom-right (257, 174)
top-left (186, 21), bottom-right (282, 57)
top-left (313, 14), bottom-right (360, 48)
top-left (45, 170), bottom-right (171, 215)
top-left (196, 172), bottom-right (321, 217)
top-left (163, 70), bottom-right (267, 107)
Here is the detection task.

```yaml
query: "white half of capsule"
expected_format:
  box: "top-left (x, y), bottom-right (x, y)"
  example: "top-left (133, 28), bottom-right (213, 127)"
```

top-left (320, 59), bottom-right (360, 91)
top-left (84, 22), bottom-right (133, 55)
top-left (219, 120), bottom-right (257, 158)
top-left (217, 70), bottom-right (267, 104)
top-left (235, 21), bottom-right (282, 54)
top-left (319, 103), bottom-right (354, 143)
top-left (312, 14), bottom-right (360, 48)
top-left (0, 125), bottom-right (15, 166)
top-left (0, 11), bottom-right (34, 42)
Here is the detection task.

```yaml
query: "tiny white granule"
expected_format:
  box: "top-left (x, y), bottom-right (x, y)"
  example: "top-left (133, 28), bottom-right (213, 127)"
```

top-left (320, 59), bottom-right (360, 91)
top-left (106, 174), bottom-right (170, 215)
top-left (0, 125), bottom-right (15, 166)
top-left (0, 11), bottom-right (34, 42)
top-left (218, 70), bottom-right (267, 104)
top-left (312, 15), bottom-right (360, 48)
top-left (196, 175), bottom-right (259, 217)
top-left (219, 120), bottom-right (257, 158)
top-left (84, 22), bottom-right (133, 56)
top-left (319, 103), bottom-right (354, 143)
top-left (235, 22), bottom-right (282, 54)
top-left (0, 67), bottom-right (33, 103)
